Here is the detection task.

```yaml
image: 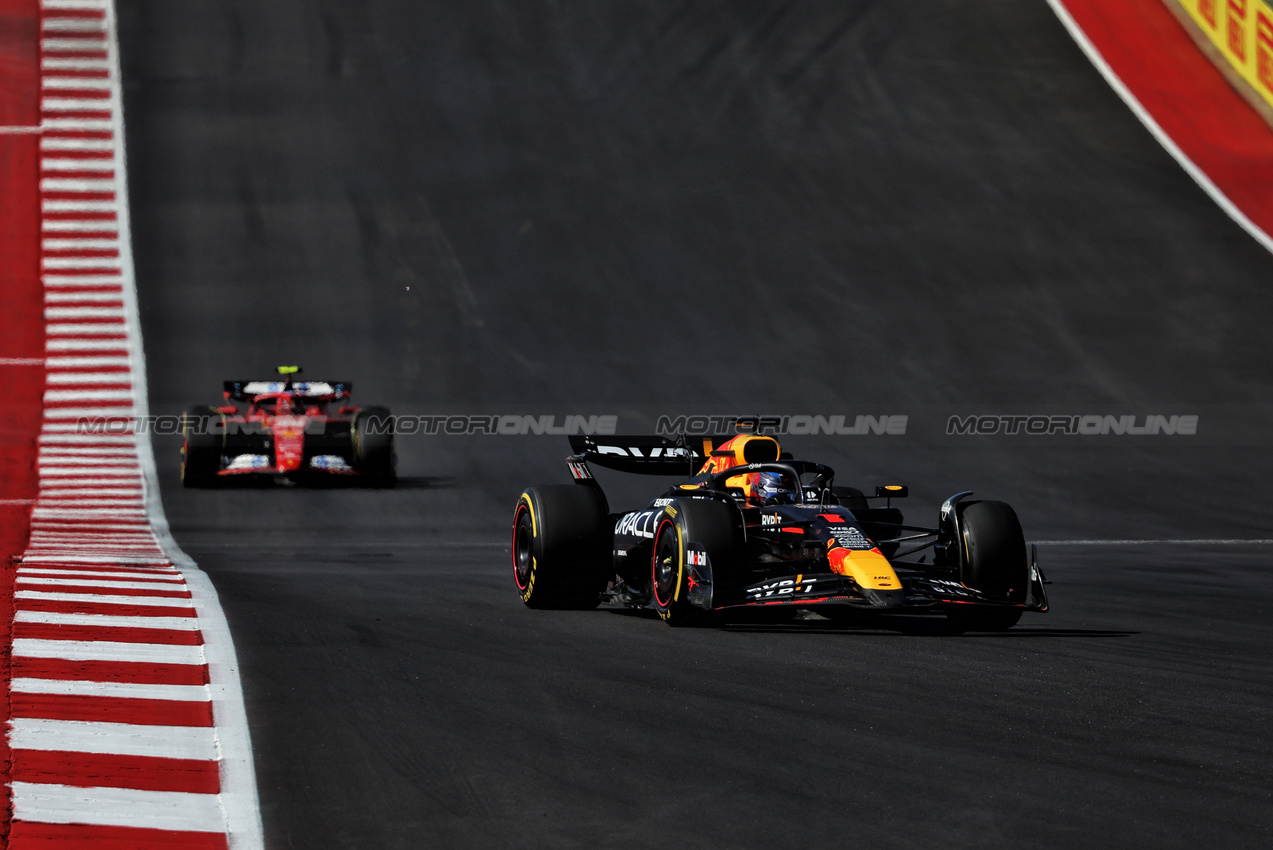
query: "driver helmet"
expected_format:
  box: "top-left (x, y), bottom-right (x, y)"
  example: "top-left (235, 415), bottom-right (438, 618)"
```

top-left (753, 471), bottom-right (798, 505)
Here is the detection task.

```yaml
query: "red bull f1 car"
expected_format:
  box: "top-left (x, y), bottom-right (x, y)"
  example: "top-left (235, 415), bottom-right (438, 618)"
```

top-left (181, 366), bottom-right (396, 487)
top-left (513, 434), bottom-right (1048, 631)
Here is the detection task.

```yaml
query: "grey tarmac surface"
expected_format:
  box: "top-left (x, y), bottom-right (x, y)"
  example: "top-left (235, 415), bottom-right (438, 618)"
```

top-left (117, 1), bottom-right (1273, 847)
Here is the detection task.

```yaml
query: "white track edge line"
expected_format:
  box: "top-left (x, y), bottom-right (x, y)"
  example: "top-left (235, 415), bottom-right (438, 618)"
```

top-left (101, 2), bottom-right (264, 846)
top-left (1045, 0), bottom-right (1273, 256)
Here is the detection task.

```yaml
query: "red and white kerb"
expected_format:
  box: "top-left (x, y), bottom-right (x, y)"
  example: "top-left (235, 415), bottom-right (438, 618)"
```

top-left (3, 2), bottom-right (264, 847)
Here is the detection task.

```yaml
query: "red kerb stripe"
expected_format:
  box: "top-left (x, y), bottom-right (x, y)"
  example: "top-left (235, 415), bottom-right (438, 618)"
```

top-left (12, 658), bottom-right (209, 686)
top-left (15, 583), bottom-right (191, 598)
top-left (43, 8), bottom-right (107, 18)
top-left (11, 749), bottom-right (220, 795)
top-left (14, 622), bottom-right (203, 646)
top-left (19, 570), bottom-right (180, 581)
top-left (0, 0), bottom-right (39, 125)
top-left (11, 692), bottom-right (214, 726)
top-left (8, 822), bottom-right (228, 850)
top-left (14, 600), bottom-right (193, 618)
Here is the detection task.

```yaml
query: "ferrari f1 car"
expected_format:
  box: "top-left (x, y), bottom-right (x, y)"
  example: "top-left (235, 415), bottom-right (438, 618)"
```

top-left (181, 366), bottom-right (395, 487)
top-left (513, 434), bottom-right (1048, 631)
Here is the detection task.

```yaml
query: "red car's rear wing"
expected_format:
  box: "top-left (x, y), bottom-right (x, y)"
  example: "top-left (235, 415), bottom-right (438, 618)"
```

top-left (223, 380), bottom-right (351, 402)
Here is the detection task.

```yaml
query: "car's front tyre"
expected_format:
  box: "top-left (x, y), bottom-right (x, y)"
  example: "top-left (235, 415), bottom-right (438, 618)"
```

top-left (945, 500), bottom-right (1027, 632)
top-left (651, 499), bottom-right (739, 627)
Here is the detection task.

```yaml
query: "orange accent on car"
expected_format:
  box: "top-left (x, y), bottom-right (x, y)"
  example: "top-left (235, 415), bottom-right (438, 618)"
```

top-left (696, 434), bottom-right (783, 499)
top-left (827, 547), bottom-right (899, 590)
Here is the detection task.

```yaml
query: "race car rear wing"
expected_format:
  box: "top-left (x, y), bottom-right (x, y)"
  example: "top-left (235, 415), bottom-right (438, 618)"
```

top-left (223, 380), bottom-right (352, 402)
top-left (567, 434), bottom-right (738, 477)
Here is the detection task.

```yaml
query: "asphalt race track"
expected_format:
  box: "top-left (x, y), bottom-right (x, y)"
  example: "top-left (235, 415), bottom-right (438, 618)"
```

top-left (117, 1), bottom-right (1272, 847)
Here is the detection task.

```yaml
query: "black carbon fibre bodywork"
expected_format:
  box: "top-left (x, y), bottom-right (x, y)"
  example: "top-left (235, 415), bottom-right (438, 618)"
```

top-left (570, 437), bottom-right (1048, 618)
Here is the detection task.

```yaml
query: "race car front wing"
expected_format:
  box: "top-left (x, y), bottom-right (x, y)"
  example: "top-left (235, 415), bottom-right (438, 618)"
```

top-left (681, 544), bottom-right (1049, 614)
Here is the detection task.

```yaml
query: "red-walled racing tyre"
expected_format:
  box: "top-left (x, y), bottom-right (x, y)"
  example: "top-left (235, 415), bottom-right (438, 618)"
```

top-left (650, 499), bottom-right (739, 627)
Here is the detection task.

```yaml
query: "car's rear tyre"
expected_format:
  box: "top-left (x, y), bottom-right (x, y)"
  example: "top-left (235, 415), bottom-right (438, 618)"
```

top-left (945, 500), bottom-right (1027, 632)
top-left (353, 406), bottom-right (396, 487)
top-left (651, 499), bottom-right (740, 627)
top-left (181, 406), bottom-right (223, 488)
top-left (513, 485), bottom-right (610, 609)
